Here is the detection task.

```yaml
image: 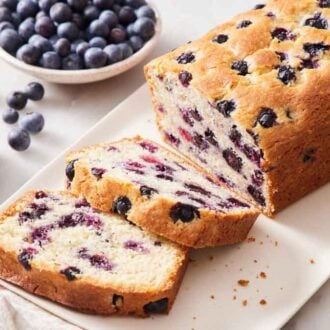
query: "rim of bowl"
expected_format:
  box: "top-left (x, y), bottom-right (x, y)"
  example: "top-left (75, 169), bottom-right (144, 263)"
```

top-left (0, 1), bottom-right (161, 81)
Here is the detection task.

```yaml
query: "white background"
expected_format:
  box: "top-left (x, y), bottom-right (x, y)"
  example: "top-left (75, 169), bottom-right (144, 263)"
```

top-left (0, 0), bottom-right (329, 329)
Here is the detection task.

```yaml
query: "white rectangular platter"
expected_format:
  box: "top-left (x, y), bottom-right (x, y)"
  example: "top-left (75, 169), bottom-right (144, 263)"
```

top-left (0, 85), bottom-right (329, 330)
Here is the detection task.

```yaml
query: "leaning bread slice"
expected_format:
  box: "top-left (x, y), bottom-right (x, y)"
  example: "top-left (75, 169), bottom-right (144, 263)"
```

top-left (66, 136), bottom-right (259, 248)
top-left (0, 190), bottom-right (188, 317)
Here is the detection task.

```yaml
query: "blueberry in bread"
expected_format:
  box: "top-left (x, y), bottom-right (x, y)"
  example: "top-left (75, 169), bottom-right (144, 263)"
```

top-left (144, 0), bottom-right (330, 215)
top-left (0, 190), bottom-right (188, 316)
top-left (65, 136), bottom-right (259, 248)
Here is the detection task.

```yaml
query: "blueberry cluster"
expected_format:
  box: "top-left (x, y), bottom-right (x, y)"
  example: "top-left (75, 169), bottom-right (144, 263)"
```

top-left (2, 82), bottom-right (45, 151)
top-left (0, 0), bottom-right (156, 69)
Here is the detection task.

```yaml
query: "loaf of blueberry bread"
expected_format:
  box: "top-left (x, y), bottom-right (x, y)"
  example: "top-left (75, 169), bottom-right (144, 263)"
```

top-left (0, 190), bottom-right (188, 317)
top-left (145, 0), bottom-right (330, 215)
top-left (65, 136), bottom-right (259, 248)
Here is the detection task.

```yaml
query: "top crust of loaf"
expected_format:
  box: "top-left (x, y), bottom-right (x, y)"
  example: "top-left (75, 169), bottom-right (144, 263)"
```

top-left (145, 0), bottom-right (330, 153)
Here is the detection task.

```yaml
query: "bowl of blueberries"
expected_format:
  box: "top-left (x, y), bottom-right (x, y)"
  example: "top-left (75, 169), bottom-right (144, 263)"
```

top-left (0, 0), bottom-right (160, 84)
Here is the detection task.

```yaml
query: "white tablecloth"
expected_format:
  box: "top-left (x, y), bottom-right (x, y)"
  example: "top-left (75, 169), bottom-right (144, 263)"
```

top-left (0, 285), bottom-right (80, 330)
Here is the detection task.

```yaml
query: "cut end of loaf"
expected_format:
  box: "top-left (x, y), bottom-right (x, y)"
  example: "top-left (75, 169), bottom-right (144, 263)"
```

top-left (145, 68), bottom-right (273, 215)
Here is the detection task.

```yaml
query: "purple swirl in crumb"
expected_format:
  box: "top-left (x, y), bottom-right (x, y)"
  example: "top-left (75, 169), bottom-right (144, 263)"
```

top-left (124, 240), bottom-right (149, 253)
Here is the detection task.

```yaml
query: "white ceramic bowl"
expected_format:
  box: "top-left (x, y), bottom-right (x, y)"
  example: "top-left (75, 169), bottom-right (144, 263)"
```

top-left (0, 2), bottom-right (161, 84)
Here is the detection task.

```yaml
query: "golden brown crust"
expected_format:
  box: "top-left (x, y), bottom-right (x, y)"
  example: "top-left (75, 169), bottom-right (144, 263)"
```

top-left (0, 191), bottom-right (189, 317)
top-left (66, 137), bottom-right (259, 248)
top-left (0, 191), bottom-right (37, 223)
top-left (0, 247), bottom-right (188, 317)
top-left (144, 0), bottom-right (330, 215)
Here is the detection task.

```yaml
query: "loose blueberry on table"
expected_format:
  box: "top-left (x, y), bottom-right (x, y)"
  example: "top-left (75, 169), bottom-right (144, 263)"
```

top-left (2, 107), bottom-right (19, 124)
top-left (7, 127), bottom-right (31, 151)
top-left (0, 0), bottom-right (157, 70)
top-left (6, 91), bottom-right (27, 110)
top-left (25, 82), bottom-right (45, 100)
top-left (20, 112), bottom-right (45, 134)
top-left (2, 81), bottom-right (46, 151)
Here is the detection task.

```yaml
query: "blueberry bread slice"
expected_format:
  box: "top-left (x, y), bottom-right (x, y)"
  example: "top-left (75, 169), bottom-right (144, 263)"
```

top-left (145, 0), bottom-right (330, 215)
top-left (65, 137), bottom-right (259, 248)
top-left (0, 190), bottom-right (188, 317)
